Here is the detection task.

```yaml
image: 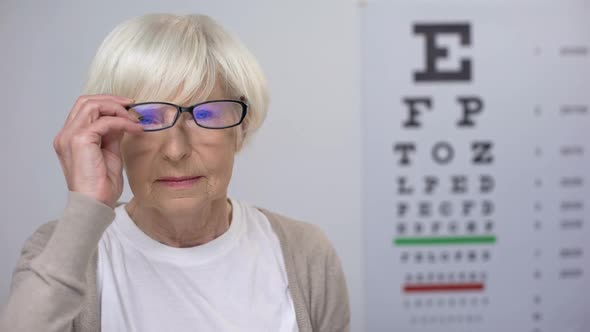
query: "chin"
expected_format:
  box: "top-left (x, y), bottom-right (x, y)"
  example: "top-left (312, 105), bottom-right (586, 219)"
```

top-left (157, 195), bottom-right (209, 210)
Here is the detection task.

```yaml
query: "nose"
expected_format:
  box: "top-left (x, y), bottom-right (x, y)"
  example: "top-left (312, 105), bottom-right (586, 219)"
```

top-left (160, 113), bottom-right (192, 162)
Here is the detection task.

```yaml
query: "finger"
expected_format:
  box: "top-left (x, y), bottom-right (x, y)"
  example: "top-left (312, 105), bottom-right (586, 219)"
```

top-left (78, 116), bottom-right (144, 147)
top-left (64, 116), bottom-right (143, 148)
top-left (66, 94), bottom-right (134, 125)
top-left (68, 100), bottom-right (140, 131)
top-left (58, 116), bottom-right (142, 169)
top-left (73, 97), bottom-right (136, 122)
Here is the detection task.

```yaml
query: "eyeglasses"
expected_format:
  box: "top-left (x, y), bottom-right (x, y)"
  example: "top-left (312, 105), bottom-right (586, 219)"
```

top-left (126, 99), bottom-right (248, 132)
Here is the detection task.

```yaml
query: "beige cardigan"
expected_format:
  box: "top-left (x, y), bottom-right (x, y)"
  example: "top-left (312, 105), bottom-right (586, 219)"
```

top-left (0, 192), bottom-right (350, 332)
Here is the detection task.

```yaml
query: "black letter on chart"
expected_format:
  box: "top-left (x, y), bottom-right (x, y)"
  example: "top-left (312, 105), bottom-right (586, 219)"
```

top-left (432, 142), bottom-right (454, 165)
top-left (393, 143), bottom-right (416, 166)
top-left (413, 23), bottom-right (472, 82)
top-left (457, 96), bottom-right (483, 127)
top-left (472, 141), bottom-right (494, 164)
top-left (402, 97), bottom-right (432, 128)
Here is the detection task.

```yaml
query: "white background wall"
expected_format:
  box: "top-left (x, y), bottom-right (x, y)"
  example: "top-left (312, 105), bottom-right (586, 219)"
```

top-left (0, 1), bottom-right (364, 330)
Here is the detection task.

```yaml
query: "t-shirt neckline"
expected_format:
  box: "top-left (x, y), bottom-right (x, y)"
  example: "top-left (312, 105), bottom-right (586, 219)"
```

top-left (112, 198), bottom-right (244, 266)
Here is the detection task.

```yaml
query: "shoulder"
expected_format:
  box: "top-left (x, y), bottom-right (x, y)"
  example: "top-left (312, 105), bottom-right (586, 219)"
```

top-left (256, 207), bottom-right (336, 257)
top-left (256, 207), bottom-right (351, 331)
top-left (255, 207), bottom-right (344, 280)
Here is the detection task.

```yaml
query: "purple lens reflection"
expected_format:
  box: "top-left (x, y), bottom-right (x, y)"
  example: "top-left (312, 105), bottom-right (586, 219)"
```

top-left (128, 104), bottom-right (177, 130)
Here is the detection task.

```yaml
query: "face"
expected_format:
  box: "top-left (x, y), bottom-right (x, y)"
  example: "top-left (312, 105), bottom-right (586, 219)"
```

top-left (120, 84), bottom-right (240, 216)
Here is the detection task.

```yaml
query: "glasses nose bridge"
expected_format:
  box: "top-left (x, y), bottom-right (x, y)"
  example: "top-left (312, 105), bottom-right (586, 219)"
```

top-left (178, 106), bottom-right (194, 114)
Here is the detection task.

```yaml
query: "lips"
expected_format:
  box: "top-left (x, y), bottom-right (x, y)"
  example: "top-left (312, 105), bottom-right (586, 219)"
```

top-left (157, 176), bottom-right (200, 182)
top-left (156, 176), bottom-right (202, 189)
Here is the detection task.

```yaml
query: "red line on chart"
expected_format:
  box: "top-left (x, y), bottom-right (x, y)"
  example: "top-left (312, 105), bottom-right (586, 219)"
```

top-left (403, 283), bottom-right (485, 293)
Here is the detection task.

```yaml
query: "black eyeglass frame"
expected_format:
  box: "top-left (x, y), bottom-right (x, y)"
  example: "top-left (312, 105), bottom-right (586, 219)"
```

top-left (125, 99), bottom-right (248, 132)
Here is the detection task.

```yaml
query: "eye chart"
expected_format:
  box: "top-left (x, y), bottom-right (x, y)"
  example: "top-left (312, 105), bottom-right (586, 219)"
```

top-left (362, 1), bottom-right (590, 331)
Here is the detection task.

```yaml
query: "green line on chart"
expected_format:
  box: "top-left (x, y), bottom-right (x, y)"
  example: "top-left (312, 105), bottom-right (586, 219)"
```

top-left (394, 235), bottom-right (497, 246)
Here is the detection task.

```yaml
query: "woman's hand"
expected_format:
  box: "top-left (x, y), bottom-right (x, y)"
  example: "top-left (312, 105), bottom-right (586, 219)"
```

top-left (53, 95), bottom-right (144, 208)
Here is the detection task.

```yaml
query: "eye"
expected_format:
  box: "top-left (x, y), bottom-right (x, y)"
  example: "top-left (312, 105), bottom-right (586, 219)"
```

top-left (139, 115), bottom-right (160, 124)
top-left (194, 109), bottom-right (214, 120)
top-left (138, 110), bottom-right (165, 124)
top-left (138, 115), bottom-right (152, 124)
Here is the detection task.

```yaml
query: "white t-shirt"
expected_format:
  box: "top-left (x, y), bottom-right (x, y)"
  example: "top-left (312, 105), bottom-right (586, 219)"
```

top-left (97, 198), bottom-right (299, 332)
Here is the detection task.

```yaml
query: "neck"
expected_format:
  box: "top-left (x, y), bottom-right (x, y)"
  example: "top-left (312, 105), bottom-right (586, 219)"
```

top-left (125, 197), bottom-right (233, 248)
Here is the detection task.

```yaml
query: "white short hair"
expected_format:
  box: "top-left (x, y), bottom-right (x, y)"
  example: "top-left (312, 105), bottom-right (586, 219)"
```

top-left (83, 13), bottom-right (269, 150)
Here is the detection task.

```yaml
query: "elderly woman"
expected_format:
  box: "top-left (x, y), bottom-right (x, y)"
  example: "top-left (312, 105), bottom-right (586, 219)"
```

top-left (0, 14), bottom-right (350, 332)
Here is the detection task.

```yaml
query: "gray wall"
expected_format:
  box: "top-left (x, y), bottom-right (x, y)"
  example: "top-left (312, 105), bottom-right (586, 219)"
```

top-left (0, 1), bottom-right (363, 331)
